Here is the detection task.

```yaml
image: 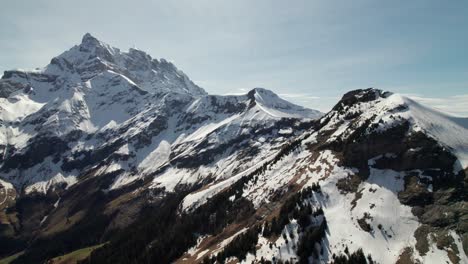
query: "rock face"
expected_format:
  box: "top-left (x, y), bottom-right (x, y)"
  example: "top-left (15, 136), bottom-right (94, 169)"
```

top-left (0, 35), bottom-right (467, 264)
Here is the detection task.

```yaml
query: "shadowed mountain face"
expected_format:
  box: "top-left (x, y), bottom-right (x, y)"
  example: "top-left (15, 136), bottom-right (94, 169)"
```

top-left (0, 36), bottom-right (467, 264)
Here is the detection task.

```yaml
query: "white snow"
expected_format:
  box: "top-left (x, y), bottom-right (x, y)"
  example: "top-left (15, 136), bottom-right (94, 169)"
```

top-left (196, 249), bottom-right (209, 260)
top-left (278, 128), bottom-right (293, 135)
top-left (40, 215), bottom-right (48, 225)
top-left (182, 114), bottom-right (240, 143)
top-left (25, 172), bottom-right (77, 194)
top-left (244, 221), bottom-right (301, 263)
top-left (54, 197), bottom-right (61, 208)
top-left (449, 231), bottom-right (468, 264)
top-left (0, 178), bottom-right (14, 191)
top-left (214, 228), bottom-right (249, 255)
top-left (137, 140), bottom-right (170, 172)
top-left (0, 94), bottom-right (45, 122)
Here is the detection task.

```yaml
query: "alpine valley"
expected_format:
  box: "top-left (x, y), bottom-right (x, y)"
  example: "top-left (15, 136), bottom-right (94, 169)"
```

top-left (0, 34), bottom-right (466, 264)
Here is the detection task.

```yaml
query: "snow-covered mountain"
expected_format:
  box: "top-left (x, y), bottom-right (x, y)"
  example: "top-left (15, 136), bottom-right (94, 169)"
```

top-left (0, 35), bottom-right (466, 264)
top-left (0, 33), bottom-right (321, 195)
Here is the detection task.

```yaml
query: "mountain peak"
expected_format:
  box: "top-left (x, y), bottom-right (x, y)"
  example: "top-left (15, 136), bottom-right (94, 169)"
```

top-left (332, 88), bottom-right (393, 112)
top-left (38, 34), bottom-right (206, 96)
top-left (245, 87), bottom-right (322, 119)
top-left (81, 32), bottom-right (98, 44)
top-left (247, 87), bottom-right (274, 98)
top-left (250, 87), bottom-right (276, 95)
top-left (341, 88), bottom-right (392, 102)
top-left (78, 32), bottom-right (110, 52)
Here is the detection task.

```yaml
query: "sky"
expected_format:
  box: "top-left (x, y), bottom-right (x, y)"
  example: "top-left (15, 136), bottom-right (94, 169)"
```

top-left (1, 0), bottom-right (467, 116)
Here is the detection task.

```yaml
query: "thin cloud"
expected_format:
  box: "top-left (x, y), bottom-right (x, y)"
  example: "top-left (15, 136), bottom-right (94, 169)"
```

top-left (279, 93), bottom-right (320, 100)
top-left (405, 94), bottom-right (468, 117)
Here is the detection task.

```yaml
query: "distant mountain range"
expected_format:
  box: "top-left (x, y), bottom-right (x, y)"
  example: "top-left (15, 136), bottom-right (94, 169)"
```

top-left (0, 34), bottom-right (466, 264)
